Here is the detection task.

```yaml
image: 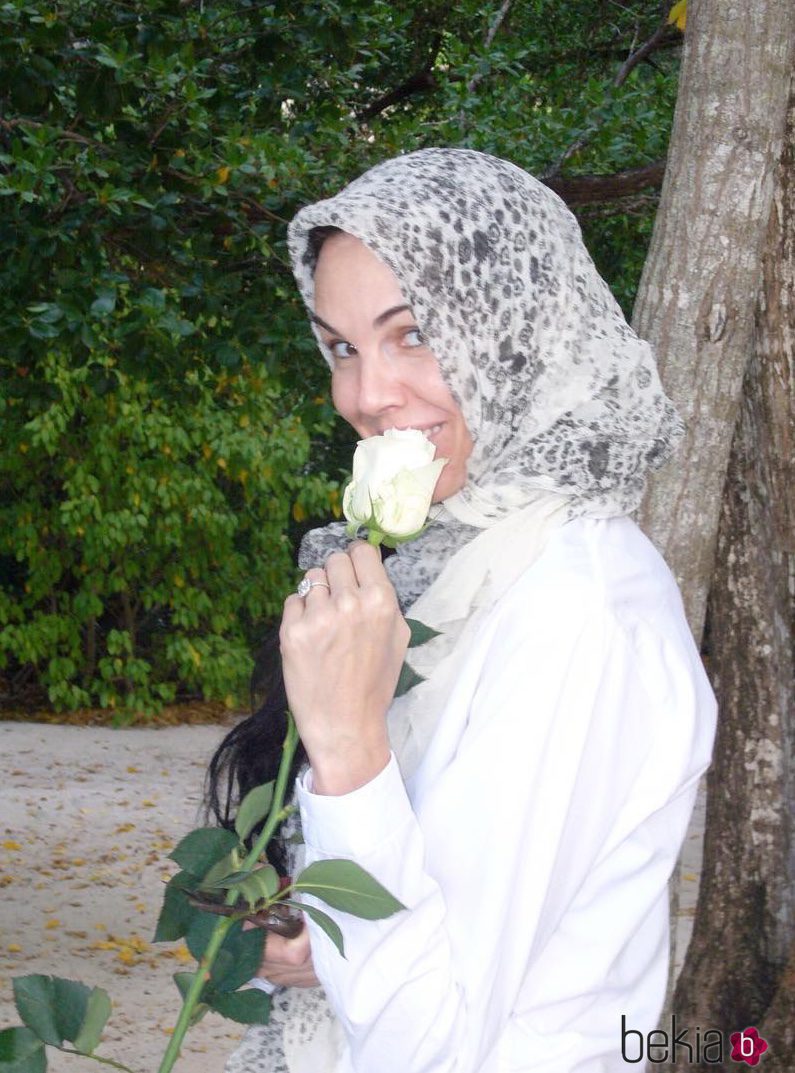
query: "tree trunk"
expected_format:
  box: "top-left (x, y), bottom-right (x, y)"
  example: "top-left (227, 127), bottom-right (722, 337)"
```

top-left (632, 0), bottom-right (795, 640)
top-left (665, 74), bottom-right (795, 1073)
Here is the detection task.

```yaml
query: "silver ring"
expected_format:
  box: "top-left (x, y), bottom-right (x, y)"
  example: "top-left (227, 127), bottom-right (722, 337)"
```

top-left (297, 577), bottom-right (331, 598)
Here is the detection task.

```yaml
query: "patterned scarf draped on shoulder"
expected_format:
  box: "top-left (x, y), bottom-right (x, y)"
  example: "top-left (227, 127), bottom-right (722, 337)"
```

top-left (287, 147), bottom-right (682, 611)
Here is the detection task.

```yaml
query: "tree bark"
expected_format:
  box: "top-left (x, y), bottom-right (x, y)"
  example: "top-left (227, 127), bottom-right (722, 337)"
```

top-left (667, 75), bottom-right (795, 1072)
top-left (633, 0), bottom-right (795, 640)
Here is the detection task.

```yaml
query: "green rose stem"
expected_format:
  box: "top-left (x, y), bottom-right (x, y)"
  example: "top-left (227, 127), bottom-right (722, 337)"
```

top-left (156, 714), bottom-right (301, 1073)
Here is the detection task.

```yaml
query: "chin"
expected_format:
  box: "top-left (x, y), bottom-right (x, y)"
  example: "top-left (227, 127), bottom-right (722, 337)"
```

top-left (432, 469), bottom-right (466, 503)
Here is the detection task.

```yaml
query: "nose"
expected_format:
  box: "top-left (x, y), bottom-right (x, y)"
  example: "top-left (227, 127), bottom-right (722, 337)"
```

top-left (356, 348), bottom-right (408, 418)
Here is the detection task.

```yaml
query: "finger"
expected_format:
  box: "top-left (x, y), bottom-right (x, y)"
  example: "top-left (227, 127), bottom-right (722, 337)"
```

top-left (324, 549), bottom-right (358, 592)
top-left (348, 540), bottom-right (393, 588)
top-left (260, 925), bottom-right (312, 969)
top-left (301, 566), bottom-right (331, 601)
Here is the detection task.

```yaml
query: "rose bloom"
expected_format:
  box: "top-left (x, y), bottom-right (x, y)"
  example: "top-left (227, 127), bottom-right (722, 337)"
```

top-left (343, 429), bottom-right (447, 540)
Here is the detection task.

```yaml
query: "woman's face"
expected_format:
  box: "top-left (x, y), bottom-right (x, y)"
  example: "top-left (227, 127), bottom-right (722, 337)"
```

top-left (312, 232), bottom-right (473, 503)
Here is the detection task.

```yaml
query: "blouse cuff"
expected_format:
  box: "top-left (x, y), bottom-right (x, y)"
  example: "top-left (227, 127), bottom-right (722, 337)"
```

top-left (296, 752), bottom-right (413, 857)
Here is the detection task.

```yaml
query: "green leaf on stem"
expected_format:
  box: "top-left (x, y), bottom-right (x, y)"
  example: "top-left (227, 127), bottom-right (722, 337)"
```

top-left (0, 1026), bottom-right (46, 1073)
top-left (72, 988), bottom-right (112, 1055)
top-left (212, 926), bottom-right (266, 994)
top-left (12, 977), bottom-right (60, 1046)
top-left (394, 661), bottom-right (424, 697)
top-left (184, 911), bottom-right (223, 963)
top-left (405, 618), bottom-right (441, 648)
top-left (154, 871), bottom-right (199, 943)
top-left (10, 976), bottom-right (107, 1058)
top-left (199, 869), bottom-right (251, 891)
top-left (173, 976), bottom-right (211, 1028)
top-left (294, 860), bottom-right (406, 920)
top-left (50, 978), bottom-right (91, 1044)
top-left (185, 916), bottom-right (265, 993)
top-left (234, 782), bottom-right (275, 842)
top-left (199, 849), bottom-right (242, 890)
top-left (173, 972), bottom-right (202, 1003)
top-left (206, 989), bottom-right (272, 1025)
top-left (169, 828), bottom-right (239, 878)
top-left (228, 865), bottom-right (280, 909)
top-left (281, 899), bottom-right (345, 958)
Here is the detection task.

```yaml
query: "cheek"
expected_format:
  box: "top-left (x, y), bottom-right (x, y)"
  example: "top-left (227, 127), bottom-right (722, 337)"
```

top-left (330, 374), bottom-right (355, 422)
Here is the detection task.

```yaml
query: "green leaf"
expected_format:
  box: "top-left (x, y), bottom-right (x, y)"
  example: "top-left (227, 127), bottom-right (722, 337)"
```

top-left (184, 915), bottom-right (265, 992)
top-left (234, 782), bottom-right (274, 842)
top-left (154, 871), bottom-right (199, 942)
top-left (7, 977), bottom-right (98, 1068)
top-left (89, 290), bottom-right (116, 317)
top-left (198, 850), bottom-right (242, 890)
top-left (229, 866), bottom-right (279, 909)
top-left (294, 860), bottom-right (406, 920)
top-left (405, 618), bottom-right (441, 648)
top-left (173, 971), bottom-right (201, 1003)
top-left (199, 868), bottom-right (251, 890)
top-left (394, 661), bottom-right (424, 697)
top-left (72, 988), bottom-right (112, 1055)
top-left (282, 899), bottom-right (344, 958)
top-left (12, 977), bottom-right (60, 1046)
top-left (169, 828), bottom-right (239, 878)
top-left (51, 979), bottom-right (91, 1043)
top-left (215, 925), bottom-right (265, 993)
top-left (185, 911), bottom-right (224, 964)
top-left (0, 1027), bottom-right (46, 1073)
top-left (173, 974), bottom-right (210, 1028)
top-left (207, 988), bottom-right (272, 1025)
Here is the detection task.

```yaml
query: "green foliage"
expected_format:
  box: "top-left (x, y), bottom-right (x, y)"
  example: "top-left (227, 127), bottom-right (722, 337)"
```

top-left (282, 898), bottom-right (345, 957)
top-left (234, 781), bottom-right (275, 842)
top-left (294, 858), bottom-right (407, 919)
top-left (1, 976), bottom-right (113, 1072)
top-left (153, 870), bottom-right (198, 943)
top-left (168, 827), bottom-right (239, 877)
top-left (0, 1027), bottom-right (46, 1073)
top-left (0, 0), bottom-right (680, 714)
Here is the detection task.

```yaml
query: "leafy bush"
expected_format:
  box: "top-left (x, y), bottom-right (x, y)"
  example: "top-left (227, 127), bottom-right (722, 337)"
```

top-left (0, 0), bottom-right (679, 715)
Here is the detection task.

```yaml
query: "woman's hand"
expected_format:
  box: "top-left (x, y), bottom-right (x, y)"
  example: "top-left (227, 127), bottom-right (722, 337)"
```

top-left (253, 924), bottom-right (319, 989)
top-left (280, 541), bottom-right (409, 795)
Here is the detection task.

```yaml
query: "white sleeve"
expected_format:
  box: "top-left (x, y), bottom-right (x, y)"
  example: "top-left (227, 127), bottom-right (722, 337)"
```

top-left (295, 586), bottom-right (715, 1073)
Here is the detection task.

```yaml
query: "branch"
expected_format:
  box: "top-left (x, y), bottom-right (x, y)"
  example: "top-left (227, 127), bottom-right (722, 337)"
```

top-left (543, 21), bottom-right (678, 179)
top-left (466, 0), bottom-right (514, 95)
top-left (614, 22), bottom-right (676, 88)
top-left (355, 33), bottom-right (442, 122)
top-left (356, 68), bottom-right (438, 122)
top-left (542, 159), bottom-right (666, 207)
top-left (457, 0), bottom-right (514, 130)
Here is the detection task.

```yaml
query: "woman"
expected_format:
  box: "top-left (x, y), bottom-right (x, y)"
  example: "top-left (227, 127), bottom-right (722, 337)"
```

top-left (214, 148), bottom-right (717, 1072)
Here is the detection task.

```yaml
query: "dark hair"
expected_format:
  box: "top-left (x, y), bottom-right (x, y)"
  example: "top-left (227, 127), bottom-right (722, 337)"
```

top-left (204, 629), bottom-right (307, 875)
top-left (205, 221), bottom-right (341, 871)
top-left (307, 224), bottom-right (344, 265)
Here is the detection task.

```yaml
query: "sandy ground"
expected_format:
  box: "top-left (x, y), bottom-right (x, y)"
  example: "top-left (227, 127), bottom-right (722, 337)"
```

top-left (0, 721), bottom-right (707, 1073)
top-left (0, 722), bottom-right (240, 1072)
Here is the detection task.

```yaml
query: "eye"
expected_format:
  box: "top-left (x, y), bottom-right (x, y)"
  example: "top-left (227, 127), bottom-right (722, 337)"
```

top-left (404, 327), bottom-right (426, 348)
top-left (329, 339), bottom-right (357, 360)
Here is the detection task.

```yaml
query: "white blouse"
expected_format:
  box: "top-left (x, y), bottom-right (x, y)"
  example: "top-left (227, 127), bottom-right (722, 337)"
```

top-left (295, 517), bottom-right (717, 1073)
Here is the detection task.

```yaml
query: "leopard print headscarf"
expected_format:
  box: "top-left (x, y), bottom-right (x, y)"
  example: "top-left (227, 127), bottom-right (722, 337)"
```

top-left (288, 147), bottom-right (682, 608)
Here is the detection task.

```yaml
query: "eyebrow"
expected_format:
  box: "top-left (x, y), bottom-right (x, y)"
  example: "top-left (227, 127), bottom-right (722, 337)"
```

top-left (311, 304), bottom-right (412, 335)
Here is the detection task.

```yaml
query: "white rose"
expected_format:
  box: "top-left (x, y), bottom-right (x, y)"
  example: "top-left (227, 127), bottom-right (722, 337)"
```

top-left (343, 428), bottom-right (447, 542)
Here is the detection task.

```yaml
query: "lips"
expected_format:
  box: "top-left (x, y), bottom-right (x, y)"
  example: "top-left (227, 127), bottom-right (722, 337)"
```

top-left (383, 424), bottom-right (444, 438)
